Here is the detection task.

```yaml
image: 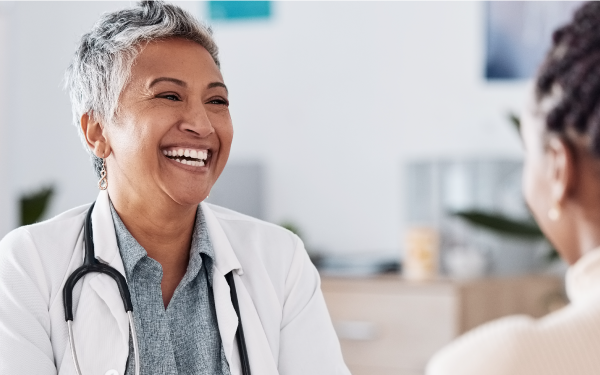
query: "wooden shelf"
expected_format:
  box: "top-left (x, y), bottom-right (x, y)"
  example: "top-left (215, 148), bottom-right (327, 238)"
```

top-left (321, 275), bottom-right (565, 375)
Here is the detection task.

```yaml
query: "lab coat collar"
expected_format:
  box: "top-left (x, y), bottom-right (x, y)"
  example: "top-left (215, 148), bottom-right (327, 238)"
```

top-left (200, 201), bottom-right (244, 374)
top-left (566, 248), bottom-right (600, 303)
top-left (201, 201), bottom-right (243, 277)
top-left (90, 190), bottom-right (125, 275)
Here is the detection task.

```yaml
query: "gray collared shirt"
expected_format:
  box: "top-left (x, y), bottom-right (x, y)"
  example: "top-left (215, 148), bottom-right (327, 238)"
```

top-left (110, 203), bottom-right (231, 375)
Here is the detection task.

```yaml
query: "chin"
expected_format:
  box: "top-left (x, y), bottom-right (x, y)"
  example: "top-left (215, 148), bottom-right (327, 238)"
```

top-left (165, 184), bottom-right (211, 207)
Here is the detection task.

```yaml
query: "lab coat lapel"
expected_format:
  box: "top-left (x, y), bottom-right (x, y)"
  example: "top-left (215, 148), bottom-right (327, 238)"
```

top-left (202, 203), bottom-right (279, 375)
top-left (59, 191), bottom-right (130, 374)
top-left (88, 190), bottom-right (130, 340)
top-left (232, 272), bottom-right (281, 375)
top-left (202, 202), bottom-right (243, 375)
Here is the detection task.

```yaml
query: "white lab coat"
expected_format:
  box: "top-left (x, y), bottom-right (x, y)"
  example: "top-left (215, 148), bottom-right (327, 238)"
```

top-left (0, 190), bottom-right (350, 375)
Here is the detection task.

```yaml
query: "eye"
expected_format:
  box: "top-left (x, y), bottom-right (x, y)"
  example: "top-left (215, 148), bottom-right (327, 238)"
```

top-left (158, 93), bottom-right (181, 101)
top-left (207, 97), bottom-right (229, 106)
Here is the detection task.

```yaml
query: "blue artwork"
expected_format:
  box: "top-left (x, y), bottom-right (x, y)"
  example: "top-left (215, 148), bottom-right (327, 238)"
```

top-left (208, 1), bottom-right (271, 21)
top-left (485, 1), bottom-right (583, 80)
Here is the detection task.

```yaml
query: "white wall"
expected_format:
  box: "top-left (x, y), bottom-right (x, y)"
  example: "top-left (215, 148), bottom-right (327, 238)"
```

top-left (0, 2), bottom-right (528, 257)
top-left (0, 4), bottom-right (12, 237)
top-left (205, 2), bottom-right (528, 255)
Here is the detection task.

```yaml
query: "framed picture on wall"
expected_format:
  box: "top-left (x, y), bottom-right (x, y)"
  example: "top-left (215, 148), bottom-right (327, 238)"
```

top-left (485, 1), bottom-right (583, 80)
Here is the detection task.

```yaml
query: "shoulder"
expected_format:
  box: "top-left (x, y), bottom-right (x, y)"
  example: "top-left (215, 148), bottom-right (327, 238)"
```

top-left (427, 301), bottom-right (600, 375)
top-left (1, 203), bottom-right (89, 255)
top-left (205, 203), bottom-right (301, 252)
top-left (0, 204), bottom-right (90, 295)
top-left (427, 315), bottom-right (533, 375)
top-left (203, 203), bottom-right (311, 299)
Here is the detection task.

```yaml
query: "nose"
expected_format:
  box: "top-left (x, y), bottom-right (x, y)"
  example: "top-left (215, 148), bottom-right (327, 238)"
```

top-left (178, 101), bottom-right (214, 138)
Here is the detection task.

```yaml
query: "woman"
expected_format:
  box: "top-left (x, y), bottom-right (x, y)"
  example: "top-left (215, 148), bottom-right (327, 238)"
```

top-left (427, 2), bottom-right (600, 375)
top-left (0, 2), bottom-right (349, 374)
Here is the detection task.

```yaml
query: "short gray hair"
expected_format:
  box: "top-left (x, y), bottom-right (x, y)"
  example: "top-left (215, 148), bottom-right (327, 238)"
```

top-left (65, 0), bottom-right (219, 177)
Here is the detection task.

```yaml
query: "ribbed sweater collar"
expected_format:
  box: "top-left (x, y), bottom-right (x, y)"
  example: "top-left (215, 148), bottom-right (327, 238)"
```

top-left (566, 248), bottom-right (600, 303)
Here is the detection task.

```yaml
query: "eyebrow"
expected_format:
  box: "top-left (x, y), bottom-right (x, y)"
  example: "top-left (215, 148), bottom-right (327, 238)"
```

top-left (208, 81), bottom-right (228, 93)
top-left (148, 77), bottom-right (228, 93)
top-left (149, 77), bottom-right (187, 88)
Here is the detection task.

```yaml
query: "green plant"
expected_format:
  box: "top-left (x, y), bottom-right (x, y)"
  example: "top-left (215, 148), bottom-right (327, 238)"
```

top-left (280, 222), bottom-right (302, 238)
top-left (20, 186), bottom-right (54, 226)
top-left (451, 112), bottom-right (559, 261)
top-left (453, 209), bottom-right (558, 261)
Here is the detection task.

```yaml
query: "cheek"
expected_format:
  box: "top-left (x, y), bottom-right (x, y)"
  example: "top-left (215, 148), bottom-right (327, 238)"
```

top-left (111, 116), bottom-right (163, 169)
top-left (214, 115), bottom-right (234, 157)
top-left (522, 155), bottom-right (549, 220)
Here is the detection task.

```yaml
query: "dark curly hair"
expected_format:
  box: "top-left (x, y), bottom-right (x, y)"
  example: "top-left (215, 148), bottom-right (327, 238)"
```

top-left (536, 1), bottom-right (600, 156)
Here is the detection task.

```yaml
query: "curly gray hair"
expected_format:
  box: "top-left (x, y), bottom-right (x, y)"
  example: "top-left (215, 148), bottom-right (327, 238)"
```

top-left (64, 1), bottom-right (219, 177)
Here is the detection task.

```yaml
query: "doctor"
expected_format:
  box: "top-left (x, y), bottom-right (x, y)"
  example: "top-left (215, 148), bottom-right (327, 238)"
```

top-left (0, 1), bottom-right (349, 375)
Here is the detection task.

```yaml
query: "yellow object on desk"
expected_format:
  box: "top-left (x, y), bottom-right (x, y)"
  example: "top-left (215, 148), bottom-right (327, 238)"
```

top-left (404, 227), bottom-right (439, 281)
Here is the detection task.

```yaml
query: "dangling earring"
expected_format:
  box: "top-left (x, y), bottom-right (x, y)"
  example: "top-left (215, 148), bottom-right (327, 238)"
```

top-left (98, 157), bottom-right (108, 190)
top-left (548, 203), bottom-right (561, 221)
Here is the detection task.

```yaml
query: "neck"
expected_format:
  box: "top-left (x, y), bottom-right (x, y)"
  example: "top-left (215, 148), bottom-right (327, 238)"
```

top-left (108, 183), bottom-right (197, 307)
top-left (572, 217), bottom-right (600, 264)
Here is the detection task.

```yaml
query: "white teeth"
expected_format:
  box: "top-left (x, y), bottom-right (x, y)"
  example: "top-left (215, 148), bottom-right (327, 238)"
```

top-left (176, 159), bottom-right (181, 163)
top-left (165, 148), bottom-right (208, 162)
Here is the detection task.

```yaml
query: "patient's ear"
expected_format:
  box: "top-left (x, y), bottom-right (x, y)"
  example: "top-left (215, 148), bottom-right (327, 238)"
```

top-left (81, 113), bottom-right (111, 158)
top-left (546, 136), bottom-right (575, 205)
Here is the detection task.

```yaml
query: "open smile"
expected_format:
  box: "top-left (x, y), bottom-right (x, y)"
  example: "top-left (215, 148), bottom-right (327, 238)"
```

top-left (162, 147), bottom-right (210, 167)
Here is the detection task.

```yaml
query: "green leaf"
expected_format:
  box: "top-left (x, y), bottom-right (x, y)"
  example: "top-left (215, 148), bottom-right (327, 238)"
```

top-left (508, 112), bottom-right (521, 133)
top-left (453, 210), bottom-right (543, 238)
top-left (20, 186), bottom-right (54, 226)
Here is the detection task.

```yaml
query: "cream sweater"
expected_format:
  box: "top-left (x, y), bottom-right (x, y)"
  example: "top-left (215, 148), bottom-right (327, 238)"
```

top-left (426, 249), bottom-right (600, 375)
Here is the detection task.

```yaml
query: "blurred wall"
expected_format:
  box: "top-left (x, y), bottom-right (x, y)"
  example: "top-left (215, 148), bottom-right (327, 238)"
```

top-left (0, 6), bottom-right (10, 237)
top-left (0, 2), bottom-right (528, 256)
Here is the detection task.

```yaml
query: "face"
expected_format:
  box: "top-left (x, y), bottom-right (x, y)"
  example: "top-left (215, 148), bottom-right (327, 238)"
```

top-left (521, 87), bottom-right (572, 258)
top-left (521, 90), bottom-right (552, 231)
top-left (102, 38), bottom-right (232, 207)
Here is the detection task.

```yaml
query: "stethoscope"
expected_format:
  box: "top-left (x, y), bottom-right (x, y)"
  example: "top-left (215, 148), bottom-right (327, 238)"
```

top-left (62, 203), bottom-right (251, 375)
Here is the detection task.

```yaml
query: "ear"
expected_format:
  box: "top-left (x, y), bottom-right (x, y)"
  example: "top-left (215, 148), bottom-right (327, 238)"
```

top-left (546, 136), bottom-right (575, 205)
top-left (81, 113), bottom-right (111, 158)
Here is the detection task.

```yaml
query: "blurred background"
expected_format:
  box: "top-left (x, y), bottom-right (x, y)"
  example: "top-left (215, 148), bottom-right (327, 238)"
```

top-left (0, 2), bottom-right (582, 374)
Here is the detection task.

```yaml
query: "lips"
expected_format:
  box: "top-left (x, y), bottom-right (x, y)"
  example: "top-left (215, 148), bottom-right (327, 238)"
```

top-left (162, 147), bottom-right (209, 167)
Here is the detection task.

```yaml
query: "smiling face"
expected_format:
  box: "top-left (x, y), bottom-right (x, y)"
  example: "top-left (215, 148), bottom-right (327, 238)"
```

top-left (102, 38), bottom-right (232, 207)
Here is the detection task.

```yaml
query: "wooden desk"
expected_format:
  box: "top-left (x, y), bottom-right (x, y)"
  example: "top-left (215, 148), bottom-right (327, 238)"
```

top-left (321, 275), bottom-right (565, 375)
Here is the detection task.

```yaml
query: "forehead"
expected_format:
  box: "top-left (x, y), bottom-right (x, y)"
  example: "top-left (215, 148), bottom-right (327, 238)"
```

top-left (130, 38), bottom-right (222, 84)
top-left (520, 85), bottom-right (549, 150)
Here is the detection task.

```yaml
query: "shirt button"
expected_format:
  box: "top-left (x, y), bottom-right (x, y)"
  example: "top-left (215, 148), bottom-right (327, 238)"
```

top-left (105, 370), bottom-right (118, 375)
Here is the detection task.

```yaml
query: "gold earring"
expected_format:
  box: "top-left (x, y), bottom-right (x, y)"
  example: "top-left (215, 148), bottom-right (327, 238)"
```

top-left (98, 157), bottom-right (108, 190)
top-left (548, 203), bottom-right (561, 221)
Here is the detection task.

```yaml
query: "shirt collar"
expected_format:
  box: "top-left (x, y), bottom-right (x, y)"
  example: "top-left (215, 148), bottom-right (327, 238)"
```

top-left (566, 248), bottom-right (600, 303)
top-left (109, 198), bottom-right (216, 283)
